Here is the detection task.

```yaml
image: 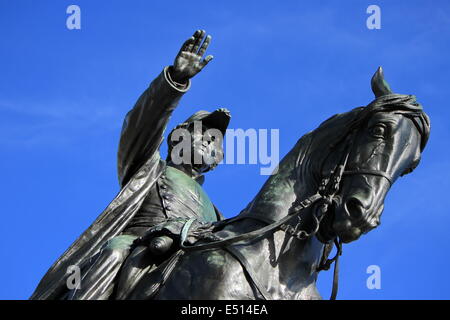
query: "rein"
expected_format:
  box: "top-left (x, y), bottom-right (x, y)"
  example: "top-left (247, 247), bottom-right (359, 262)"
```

top-left (180, 193), bottom-right (324, 251)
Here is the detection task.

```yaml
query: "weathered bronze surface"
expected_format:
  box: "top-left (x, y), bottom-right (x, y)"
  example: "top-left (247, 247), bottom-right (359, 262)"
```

top-left (30, 30), bottom-right (430, 300)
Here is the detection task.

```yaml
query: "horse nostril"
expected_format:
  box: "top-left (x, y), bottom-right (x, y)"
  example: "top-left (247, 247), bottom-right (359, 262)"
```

top-left (345, 198), bottom-right (365, 220)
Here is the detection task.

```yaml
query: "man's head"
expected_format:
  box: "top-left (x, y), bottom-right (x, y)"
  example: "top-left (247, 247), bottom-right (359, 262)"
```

top-left (167, 108), bottom-right (231, 174)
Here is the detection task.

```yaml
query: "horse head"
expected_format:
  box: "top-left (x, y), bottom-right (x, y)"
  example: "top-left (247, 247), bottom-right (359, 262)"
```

top-left (315, 67), bottom-right (430, 244)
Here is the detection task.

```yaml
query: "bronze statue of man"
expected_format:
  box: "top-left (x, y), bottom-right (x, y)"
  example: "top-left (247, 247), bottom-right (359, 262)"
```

top-left (31, 30), bottom-right (230, 300)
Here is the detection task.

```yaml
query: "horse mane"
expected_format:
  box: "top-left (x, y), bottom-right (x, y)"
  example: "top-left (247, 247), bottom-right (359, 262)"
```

top-left (294, 106), bottom-right (365, 186)
top-left (313, 107), bottom-right (365, 148)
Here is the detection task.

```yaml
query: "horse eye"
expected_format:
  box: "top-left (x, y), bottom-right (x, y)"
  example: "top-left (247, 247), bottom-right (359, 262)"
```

top-left (370, 124), bottom-right (386, 138)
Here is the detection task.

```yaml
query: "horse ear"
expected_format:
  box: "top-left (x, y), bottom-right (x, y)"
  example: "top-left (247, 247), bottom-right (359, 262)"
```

top-left (371, 66), bottom-right (393, 98)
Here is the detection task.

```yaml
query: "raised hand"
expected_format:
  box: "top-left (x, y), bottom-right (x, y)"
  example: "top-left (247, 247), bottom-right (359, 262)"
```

top-left (170, 30), bottom-right (213, 83)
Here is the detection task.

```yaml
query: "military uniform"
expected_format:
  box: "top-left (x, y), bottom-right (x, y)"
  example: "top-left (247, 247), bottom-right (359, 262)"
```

top-left (123, 165), bottom-right (219, 237)
top-left (31, 66), bottom-right (230, 300)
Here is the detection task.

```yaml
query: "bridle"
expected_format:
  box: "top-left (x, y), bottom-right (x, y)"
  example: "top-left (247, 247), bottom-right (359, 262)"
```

top-left (343, 170), bottom-right (393, 187)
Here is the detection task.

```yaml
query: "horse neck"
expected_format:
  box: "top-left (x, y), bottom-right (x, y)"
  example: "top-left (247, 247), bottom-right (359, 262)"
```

top-left (238, 134), bottom-right (328, 298)
top-left (242, 134), bottom-right (318, 223)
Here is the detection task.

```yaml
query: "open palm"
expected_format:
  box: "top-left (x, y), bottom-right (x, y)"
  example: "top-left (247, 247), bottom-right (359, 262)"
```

top-left (171, 30), bottom-right (213, 83)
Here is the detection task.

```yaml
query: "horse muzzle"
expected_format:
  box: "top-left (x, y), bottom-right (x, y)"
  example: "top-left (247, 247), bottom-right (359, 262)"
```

top-left (332, 194), bottom-right (383, 243)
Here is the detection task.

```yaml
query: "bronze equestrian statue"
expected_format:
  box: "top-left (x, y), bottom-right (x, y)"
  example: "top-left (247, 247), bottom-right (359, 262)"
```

top-left (30, 30), bottom-right (430, 300)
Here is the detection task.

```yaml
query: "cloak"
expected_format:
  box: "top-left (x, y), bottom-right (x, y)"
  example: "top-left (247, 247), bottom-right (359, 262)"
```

top-left (30, 67), bottom-right (191, 299)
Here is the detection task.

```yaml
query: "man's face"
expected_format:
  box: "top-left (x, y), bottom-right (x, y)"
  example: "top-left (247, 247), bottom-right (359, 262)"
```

top-left (189, 123), bottom-right (224, 173)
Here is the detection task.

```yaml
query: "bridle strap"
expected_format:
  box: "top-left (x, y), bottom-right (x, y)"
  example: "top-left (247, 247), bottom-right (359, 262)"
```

top-left (330, 238), bottom-right (342, 300)
top-left (343, 169), bottom-right (393, 186)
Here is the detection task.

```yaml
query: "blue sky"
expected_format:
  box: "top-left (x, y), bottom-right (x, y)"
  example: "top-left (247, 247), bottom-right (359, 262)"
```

top-left (1, 0), bottom-right (449, 300)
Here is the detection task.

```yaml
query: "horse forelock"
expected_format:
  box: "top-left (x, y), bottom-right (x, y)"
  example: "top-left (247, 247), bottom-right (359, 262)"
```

top-left (365, 94), bottom-right (430, 151)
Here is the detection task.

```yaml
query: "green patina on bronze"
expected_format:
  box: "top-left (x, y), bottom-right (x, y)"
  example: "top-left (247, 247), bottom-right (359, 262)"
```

top-left (163, 166), bottom-right (218, 222)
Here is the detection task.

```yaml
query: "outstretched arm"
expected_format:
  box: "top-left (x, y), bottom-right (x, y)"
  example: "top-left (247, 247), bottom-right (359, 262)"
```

top-left (117, 30), bottom-right (213, 186)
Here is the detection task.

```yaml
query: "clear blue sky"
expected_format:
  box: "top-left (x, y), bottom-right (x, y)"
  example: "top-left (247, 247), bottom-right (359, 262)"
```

top-left (1, 0), bottom-right (449, 299)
